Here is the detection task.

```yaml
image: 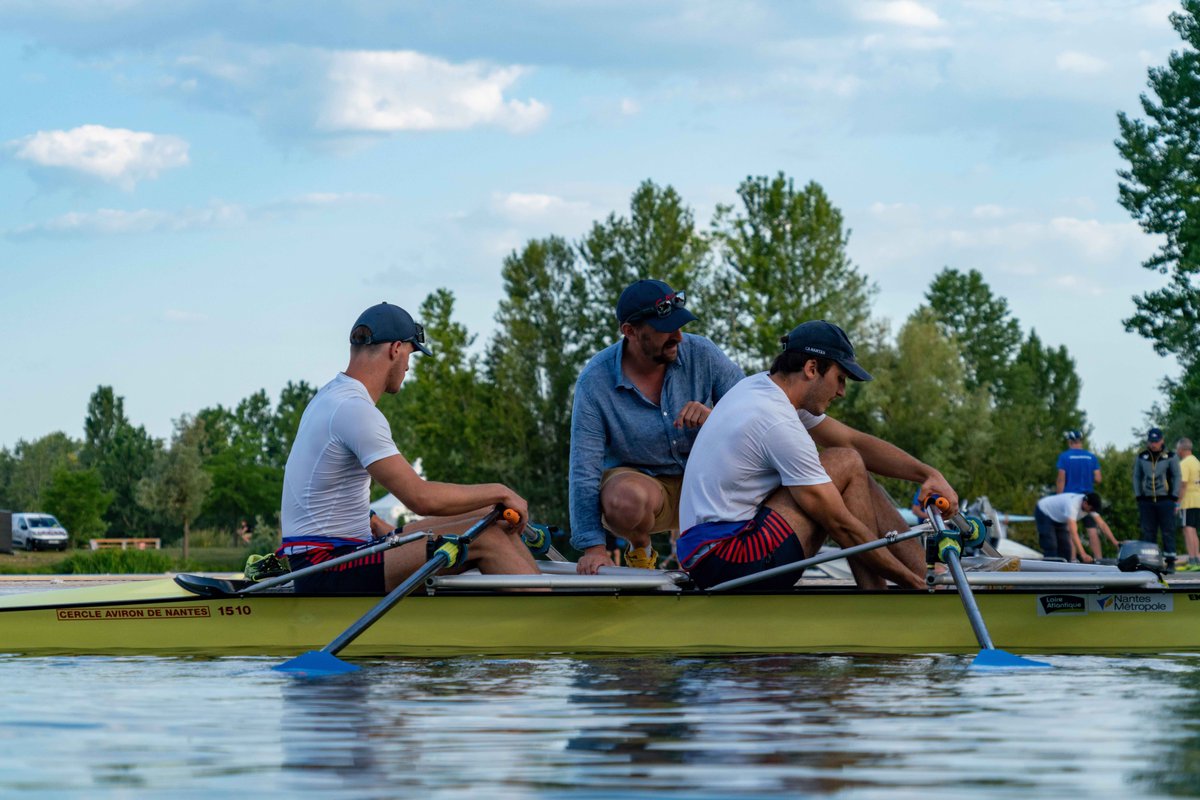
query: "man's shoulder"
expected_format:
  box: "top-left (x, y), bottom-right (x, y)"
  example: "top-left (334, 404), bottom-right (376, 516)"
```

top-left (577, 341), bottom-right (621, 384)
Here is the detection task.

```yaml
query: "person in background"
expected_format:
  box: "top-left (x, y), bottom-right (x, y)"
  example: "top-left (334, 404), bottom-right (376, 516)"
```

top-left (910, 489), bottom-right (929, 522)
top-left (1056, 430), bottom-right (1104, 555)
top-left (1133, 427), bottom-right (1182, 573)
top-left (1177, 438), bottom-right (1200, 571)
top-left (1034, 491), bottom-right (1115, 563)
top-left (568, 279), bottom-right (744, 574)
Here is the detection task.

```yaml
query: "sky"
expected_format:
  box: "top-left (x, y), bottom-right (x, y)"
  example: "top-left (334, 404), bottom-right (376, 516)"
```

top-left (0, 0), bottom-right (1186, 453)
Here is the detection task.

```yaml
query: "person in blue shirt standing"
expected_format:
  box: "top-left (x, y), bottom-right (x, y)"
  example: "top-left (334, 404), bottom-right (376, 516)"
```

top-left (1056, 430), bottom-right (1105, 557)
top-left (568, 279), bottom-right (745, 574)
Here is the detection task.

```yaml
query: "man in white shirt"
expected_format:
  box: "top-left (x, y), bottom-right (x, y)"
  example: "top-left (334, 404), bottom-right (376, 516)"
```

top-left (678, 320), bottom-right (957, 591)
top-left (278, 301), bottom-right (537, 593)
top-left (1034, 491), bottom-right (1115, 563)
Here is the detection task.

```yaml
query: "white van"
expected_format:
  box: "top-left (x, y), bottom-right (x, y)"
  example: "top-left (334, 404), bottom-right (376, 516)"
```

top-left (12, 513), bottom-right (70, 551)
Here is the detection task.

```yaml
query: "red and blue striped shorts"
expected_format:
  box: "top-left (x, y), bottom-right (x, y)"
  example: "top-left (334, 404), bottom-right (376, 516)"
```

top-left (682, 507), bottom-right (805, 591)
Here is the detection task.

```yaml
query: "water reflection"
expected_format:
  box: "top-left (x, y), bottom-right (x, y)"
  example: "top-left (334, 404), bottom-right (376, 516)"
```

top-left (3, 653), bottom-right (1200, 797)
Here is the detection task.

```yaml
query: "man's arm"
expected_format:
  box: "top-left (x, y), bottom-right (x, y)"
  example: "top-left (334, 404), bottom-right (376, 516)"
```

top-left (567, 385), bottom-right (613, 572)
top-left (788, 482), bottom-right (925, 589)
top-left (1056, 469), bottom-right (1066, 494)
top-left (1066, 518), bottom-right (1093, 563)
top-left (809, 416), bottom-right (959, 513)
top-left (1132, 457), bottom-right (1142, 498)
top-left (1092, 513), bottom-right (1120, 547)
top-left (367, 455), bottom-right (528, 526)
top-left (1172, 457), bottom-right (1183, 498)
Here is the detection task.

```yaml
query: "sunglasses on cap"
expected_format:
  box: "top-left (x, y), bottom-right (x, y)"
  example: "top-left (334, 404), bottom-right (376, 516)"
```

top-left (627, 291), bottom-right (687, 323)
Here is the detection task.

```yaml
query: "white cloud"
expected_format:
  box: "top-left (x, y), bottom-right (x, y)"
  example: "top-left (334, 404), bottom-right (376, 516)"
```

top-left (857, 1), bottom-right (944, 29)
top-left (7, 124), bottom-right (189, 188)
top-left (1056, 50), bottom-right (1108, 75)
top-left (163, 308), bottom-right (209, 323)
top-left (318, 50), bottom-right (549, 134)
top-left (620, 97), bottom-right (640, 116)
top-left (971, 204), bottom-right (1008, 219)
top-left (491, 191), bottom-right (593, 223)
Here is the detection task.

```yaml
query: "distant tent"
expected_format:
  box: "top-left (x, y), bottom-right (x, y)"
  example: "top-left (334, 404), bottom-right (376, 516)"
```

top-left (369, 493), bottom-right (410, 527)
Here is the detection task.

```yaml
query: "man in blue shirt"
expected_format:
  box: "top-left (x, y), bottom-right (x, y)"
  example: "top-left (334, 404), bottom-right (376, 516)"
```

top-left (1056, 430), bottom-right (1102, 494)
top-left (569, 279), bottom-right (745, 574)
top-left (1056, 430), bottom-right (1104, 556)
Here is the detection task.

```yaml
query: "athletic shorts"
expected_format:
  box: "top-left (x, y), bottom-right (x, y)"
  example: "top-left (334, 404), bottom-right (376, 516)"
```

top-left (283, 543), bottom-right (387, 595)
top-left (681, 507), bottom-right (805, 591)
top-left (1185, 508), bottom-right (1200, 529)
top-left (601, 467), bottom-right (683, 534)
top-left (1082, 512), bottom-right (1098, 530)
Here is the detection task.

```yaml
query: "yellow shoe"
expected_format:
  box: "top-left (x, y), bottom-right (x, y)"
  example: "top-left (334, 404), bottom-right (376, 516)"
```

top-left (624, 546), bottom-right (659, 570)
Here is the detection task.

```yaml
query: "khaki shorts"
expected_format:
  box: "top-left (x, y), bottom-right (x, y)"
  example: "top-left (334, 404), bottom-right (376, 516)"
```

top-left (600, 467), bottom-right (683, 536)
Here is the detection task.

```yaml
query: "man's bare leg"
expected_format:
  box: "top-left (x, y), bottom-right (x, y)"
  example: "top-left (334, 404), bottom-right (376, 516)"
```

top-left (600, 472), bottom-right (667, 551)
top-left (1088, 529), bottom-right (1104, 561)
top-left (866, 478), bottom-right (926, 576)
top-left (383, 514), bottom-right (537, 591)
top-left (765, 448), bottom-right (924, 589)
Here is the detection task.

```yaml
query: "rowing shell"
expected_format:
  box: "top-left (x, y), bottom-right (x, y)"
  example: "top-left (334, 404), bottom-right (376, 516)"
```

top-left (0, 565), bottom-right (1196, 656)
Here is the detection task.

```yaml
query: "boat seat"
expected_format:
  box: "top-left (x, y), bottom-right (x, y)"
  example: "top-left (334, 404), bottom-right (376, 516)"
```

top-left (174, 573), bottom-right (257, 597)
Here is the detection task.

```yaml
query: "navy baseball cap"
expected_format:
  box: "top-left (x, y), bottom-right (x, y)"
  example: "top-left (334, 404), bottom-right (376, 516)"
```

top-left (1147, 427), bottom-right (1164, 443)
top-left (780, 320), bottom-right (872, 382)
top-left (351, 302), bottom-right (432, 356)
top-left (616, 279), bottom-right (698, 332)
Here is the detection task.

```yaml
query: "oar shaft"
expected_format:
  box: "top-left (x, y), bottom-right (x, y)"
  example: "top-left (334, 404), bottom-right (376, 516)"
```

top-left (318, 505), bottom-right (506, 658)
top-left (706, 523), bottom-right (932, 592)
top-left (322, 550), bottom-right (451, 656)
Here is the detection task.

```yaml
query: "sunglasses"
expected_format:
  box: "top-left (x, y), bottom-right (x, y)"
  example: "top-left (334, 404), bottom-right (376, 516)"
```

top-left (628, 291), bottom-right (687, 322)
top-left (408, 322), bottom-right (426, 347)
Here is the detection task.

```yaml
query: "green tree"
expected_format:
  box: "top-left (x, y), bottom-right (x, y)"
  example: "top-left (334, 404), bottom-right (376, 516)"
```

top-left (269, 380), bottom-right (316, 468)
top-left (41, 467), bottom-right (113, 546)
top-left (578, 180), bottom-right (714, 353)
top-left (712, 173), bottom-right (875, 368)
top-left (136, 415), bottom-right (212, 561)
top-left (924, 267), bottom-right (1022, 392)
top-left (1116, 0), bottom-right (1200, 364)
top-left (0, 447), bottom-right (17, 510)
top-left (379, 289), bottom-right (495, 491)
top-left (488, 237), bottom-right (593, 524)
top-left (8, 432), bottom-right (78, 510)
top-left (81, 386), bottom-right (157, 535)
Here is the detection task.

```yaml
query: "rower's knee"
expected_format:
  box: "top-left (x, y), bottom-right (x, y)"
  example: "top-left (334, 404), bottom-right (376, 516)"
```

top-left (601, 480), bottom-right (659, 535)
top-left (819, 447), bottom-right (865, 481)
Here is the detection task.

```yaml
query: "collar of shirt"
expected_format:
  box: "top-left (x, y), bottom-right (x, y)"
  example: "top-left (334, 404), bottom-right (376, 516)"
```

top-left (609, 338), bottom-right (685, 395)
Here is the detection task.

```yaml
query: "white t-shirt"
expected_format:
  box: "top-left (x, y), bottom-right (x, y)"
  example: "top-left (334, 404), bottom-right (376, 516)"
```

top-left (1036, 493), bottom-right (1088, 524)
top-left (679, 372), bottom-right (830, 529)
top-left (280, 373), bottom-right (400, 551)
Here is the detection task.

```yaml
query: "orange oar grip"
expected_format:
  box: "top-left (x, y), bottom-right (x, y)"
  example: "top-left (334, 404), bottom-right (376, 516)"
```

top-left (934, 496), bottom-right (951, 512)
top-left (502, 508), bottom-right (521, 525)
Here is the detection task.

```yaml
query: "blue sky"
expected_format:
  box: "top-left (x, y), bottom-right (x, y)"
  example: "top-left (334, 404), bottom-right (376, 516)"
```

top-left (0, 0), bottom-right (1184, 453)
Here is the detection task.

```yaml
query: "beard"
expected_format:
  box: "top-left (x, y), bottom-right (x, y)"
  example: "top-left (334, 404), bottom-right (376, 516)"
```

top-left (640, 334), bottom-right (680, 365)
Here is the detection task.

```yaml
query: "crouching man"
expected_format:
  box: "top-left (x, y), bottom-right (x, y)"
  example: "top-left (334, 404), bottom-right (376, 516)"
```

top-left (678, 320), bottom-right (957, 591)
top-left (278, 301), bottom-right (538, 593)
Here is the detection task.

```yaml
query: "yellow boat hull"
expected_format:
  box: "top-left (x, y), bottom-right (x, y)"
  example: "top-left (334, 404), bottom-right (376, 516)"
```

top-left (1, 579), bottom-right (1197, 656)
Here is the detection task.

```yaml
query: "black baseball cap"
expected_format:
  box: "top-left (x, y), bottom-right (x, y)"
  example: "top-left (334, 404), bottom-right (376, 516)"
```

top-left (616, 279), bottom-right (698, 332)
top-left (780, 320), bottom-right (872, 382)
top-left (1084, 492), bottom-right (1103, 514)
top-left (1147, 427), bottom-right (1164, 443)
top-left (351, 302), bottom-right (433, 356)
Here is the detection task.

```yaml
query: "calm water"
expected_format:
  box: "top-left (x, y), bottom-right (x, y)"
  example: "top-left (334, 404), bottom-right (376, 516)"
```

top-left (1, 651), bottom-right (1199, 798)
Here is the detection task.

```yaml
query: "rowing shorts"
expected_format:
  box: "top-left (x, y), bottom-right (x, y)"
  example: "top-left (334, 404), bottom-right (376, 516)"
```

top-left (1082, 512), bottom-right (1098, 530)
top-left (1186, 508), bottom-right (1200, 528)
top-left (680, 507), bottom-right (805, 591)
top-left (283, 544), bottom-right (387, 595)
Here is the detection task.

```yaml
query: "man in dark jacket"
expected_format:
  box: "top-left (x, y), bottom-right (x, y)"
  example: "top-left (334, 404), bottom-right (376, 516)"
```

top-left (1133, 427), bottom-right (1182, 572)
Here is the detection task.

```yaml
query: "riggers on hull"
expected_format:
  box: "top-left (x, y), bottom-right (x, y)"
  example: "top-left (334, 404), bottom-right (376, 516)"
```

top-left (0, 578), bottom-right (1196, 656)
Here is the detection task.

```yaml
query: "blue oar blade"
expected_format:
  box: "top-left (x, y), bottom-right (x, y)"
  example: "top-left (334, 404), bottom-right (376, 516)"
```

top-left (970, 648), bottom-right (1052, 670)
top-left (273, 650), bottom-right (360, 675)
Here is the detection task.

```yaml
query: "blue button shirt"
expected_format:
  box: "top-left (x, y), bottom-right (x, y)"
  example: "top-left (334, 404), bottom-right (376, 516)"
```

top-left (1057, 449), bottom-right (1100, 493)
top-left (568, 333), bottom-right (745, 550)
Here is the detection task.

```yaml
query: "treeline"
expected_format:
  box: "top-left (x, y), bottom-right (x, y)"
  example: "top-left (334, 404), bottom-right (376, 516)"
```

top-left (0, 173), bottom-right (1144, 548)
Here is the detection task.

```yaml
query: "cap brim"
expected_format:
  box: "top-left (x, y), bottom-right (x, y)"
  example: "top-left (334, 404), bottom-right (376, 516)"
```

top-left (413, 340), bottom-right (433, 357)
top-left (838, 358), bottom-right (873, 382)
top-left (644, 307), bottom-right (698, 333)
